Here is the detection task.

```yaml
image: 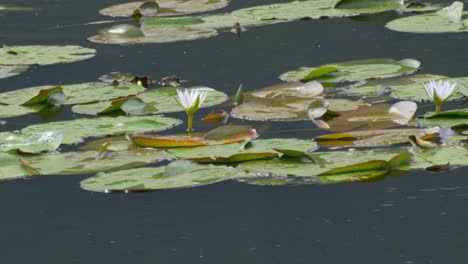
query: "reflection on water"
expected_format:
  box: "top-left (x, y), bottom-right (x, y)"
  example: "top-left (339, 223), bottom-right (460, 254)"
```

top-left (0, 0), bottom-right (467, 263)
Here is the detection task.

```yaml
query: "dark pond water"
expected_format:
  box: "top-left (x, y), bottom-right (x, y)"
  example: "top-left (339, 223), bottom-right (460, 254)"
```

top-left (1, 0), bottom-right (468, 263)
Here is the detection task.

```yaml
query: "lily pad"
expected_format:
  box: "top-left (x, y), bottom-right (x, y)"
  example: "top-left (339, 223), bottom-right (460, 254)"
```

top-left (411, 108), bottom-right (468, 128)
top-left (0, 82), bottom-right (146, 106)
top-left (81, 160), bottom-right (237, 192)
top-left (411, 145), bottom-right (468, 169)
top-left (322, 101), bottom-right (417, 131)
top-left (386, 1), bottom-right (468, 33)
top-left (71, 86), bottom-right (226, 116)
top-left (21, 115), bottom-right (181, 145)
top-left (129, 125), bottom-right (258, 148)
top-left (390, 76), bottom-right (468, 101)
top-left (316, 127), bottom-right (440, 148)
top-left (100, 0), bottom-right (230, 18)
top-left (0, 5), bottom-right (34, 11)
top-left (89, 23), bottom-right (217, 44)
top-left (0, 131), bottom-right (62, 153)
top-left (236, 147), bottom-right (408, 185)
top-left (0, 45), bottom-right (96, 66)
top-left (0, 65), bottom-right (28, 79)
top-left (231, 93), bottom-right (364, 122)
top-left (279, 58), bottom-right (421, 84)
top-left (167, 138), bottom-right (317, 163)
top-left (0, 148), bottom-right (167, 181)
top-left (232, 0), bottom-right (404, 21)
top-left (0, 105), bottom-right (39, 118)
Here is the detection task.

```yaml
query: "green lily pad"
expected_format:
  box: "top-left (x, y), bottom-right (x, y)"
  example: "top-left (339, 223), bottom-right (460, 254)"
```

top-left (0, 131), bottom-right (62, 153)
top-left (129, 125), bottom-right (258, 148)
top-left (0, 82), bottom-right (146, 106)
top-left (0, 5), bottom-right (34, 11)
top-left (71, 86), bottom-right (227, 116)
top-left (80, 160), bottom-right (237, 192)
top-left (0, 148), bottom-right (167, 181)
top-left (386, 1), bottom-right (468, 33)
top-left (231, 96), bottom-right (364, 121)
top-left (236, 147), bottom-right (408, 185)
top-left (167, 138), bottom-right (317, 163)
top-left (335, 0), bottom-right (403, 9)
top-left (89, 23), bottom-right (217, 44)
top-left (0, 65), bottom-right (28, 79)
top-left (232, 0), bottom-right (404, 21)
top-left (0, 104), bottom-right (39, 118)
top-left (21, 115), bottom-right (181, 145)
top-left (320, 101), bottom-right (417, 131)
top-left (100, 0), bottom-right (230, 18)
top-left (279, 58), bottom-right (421, 84)
top-left (316, 127), bottom-right (440, 148)
top-left (411, 145), bottom-right (468, 169)
top-left (389, 76), bottom-right (467, 101)
top-left (341, 74), bottom-right (447, 98)
top-left (0, 45), bottom-right (96, 66)
top-left (411, 108), bottom-right (468, 128)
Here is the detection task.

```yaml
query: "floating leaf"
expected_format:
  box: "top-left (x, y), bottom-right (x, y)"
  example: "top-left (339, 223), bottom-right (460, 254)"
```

top-left (129, 125), bottom-right (258, 148)
top-left (81, 161), bottom-right (237, 192)
top-left (411, 145), bottom-right (468, 169)
top-left (0, 82), bottom-right (145, 106)
top-left (72, 86), bottom-right (226, 116)
top-left (250, 81), bottom-right (324, 99)
top-left (22, 86), bottom-right (64, 106)
top-left (0, 65), bottom-right (28, 79)
top-left (167, 138), bottom-right (316, 163)
top-left (386, 1), bottom-right (468, 33)
top-left (0, 105), bottom-right (38, 118)
top-left (100, 0), bottom-right (230, 17)
top-left (0, 45), bottom-right (96, 66)
top-left (390, 76), bottom-right (467, 101)
top-left (0, 5), bottom-right (34, 11)
top-left (0, 148), bottom-right (167, 181)
top-left (21, 115), bottom-right (181, 145)
top-left (232, 0), bottom-right (404, 21)
top-left (322, 101), bottom-right (417, 131)
top-left (411, 108), bottom-right (468, 128)
top-left (0, 131), bottom-right (62, 153)
top-left (202, 110), bottom-right (229, 124)
top-left (335, 0), bottom-right (403, 9)
top-left (316, 127), bottom-right (440, 148)
top-left (280, 58), bottom-right (421, 84)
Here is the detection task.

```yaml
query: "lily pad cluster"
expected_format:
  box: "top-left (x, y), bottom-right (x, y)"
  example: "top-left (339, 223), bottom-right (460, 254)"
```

top-left (1, 55), bottom-right (466, 192)
top-left (90, 0), bottom-right (438, 44)
top-left (0, 45), bottom-right (96, 79)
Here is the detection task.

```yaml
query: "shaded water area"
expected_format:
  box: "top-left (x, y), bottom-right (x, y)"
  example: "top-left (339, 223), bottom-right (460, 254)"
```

top-left (1, 0), bottom-right (468, 263)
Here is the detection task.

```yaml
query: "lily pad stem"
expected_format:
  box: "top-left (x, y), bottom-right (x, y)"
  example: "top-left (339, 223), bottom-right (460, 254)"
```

top-left (435, 103), bottom-right (441, 113)
top-left (187, 112), bottom-right (194, 133)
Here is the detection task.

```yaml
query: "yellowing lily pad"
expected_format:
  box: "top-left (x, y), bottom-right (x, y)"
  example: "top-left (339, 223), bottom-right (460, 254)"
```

top-left (386, 1), bottom-right (468, 33)
top-left (129, 125), bottom-right (258, 148)
top-left (80, 160), bottom-right (237, 192)
top-left (21, 115), bottom-right (181, 145)
top-left (71, 86), bottom-right (226, 116)
top-left (280, 58), bottom-right (421, 84)
top-left (100, 0), bottom-right (230, 18)
top-left (0, 45), bottom-right (96, 66)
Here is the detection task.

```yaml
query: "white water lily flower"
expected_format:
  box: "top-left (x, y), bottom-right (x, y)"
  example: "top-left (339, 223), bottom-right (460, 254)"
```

top-left (423, 80), bottom-right (458, 112)
top-left (176, 89), bottom-right (208, 132)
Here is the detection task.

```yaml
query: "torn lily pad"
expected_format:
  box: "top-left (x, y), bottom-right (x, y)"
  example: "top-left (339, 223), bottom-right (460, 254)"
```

top-left (21, 115), bottom-right (181, 145)
top-left (71, 86), bottom-right (226, 116)
top-left (280, 58), bottom-right (421, 84)
top-left (315, 127), bottom-right (440, 148)
top-left (232, 0), bottom-right (404, 21)
top-left (81, 160), bottom-right (237, 192)
top-left (129, 125), bottom-right (258, 148)
top-left (100, 0), bottom-right (230, 18)
top-left (0, 45), bottom-right (96, 66)
top-left (0, 148), bottom-right (167, 181)
top-left (0, 131), bottom-right (62, 154)
top-left (411, 108), bottom-right (468, 128)
top-left (167, 138), bottom-right (317, 163)
top-left (386, 1), bottom-right (468, 33)
top-left (0, 82), bottom-right (146, 106)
